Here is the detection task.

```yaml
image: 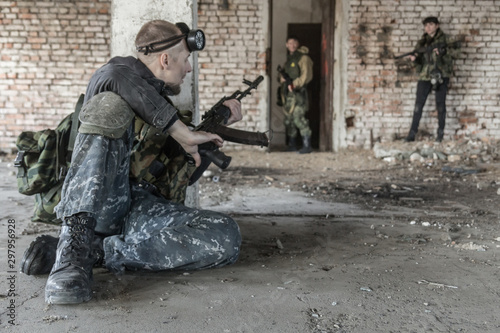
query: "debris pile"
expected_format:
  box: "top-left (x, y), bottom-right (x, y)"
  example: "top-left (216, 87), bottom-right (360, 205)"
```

top-left (373, 138), bottom-right (500, 163)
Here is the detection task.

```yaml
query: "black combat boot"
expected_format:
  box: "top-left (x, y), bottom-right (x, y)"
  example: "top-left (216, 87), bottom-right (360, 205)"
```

top-left (286, 136), bottom-right (298, 152)
top-left (45, 213), bottom-right (97, 304)
top-left (299, 136), bottom-right (312, 154)
top-left (21, 233), bottom-right (105, 276)
top-left (436, 129), bottom-right (444, 142)
top-left (404, 131), bottom-right (416, 142)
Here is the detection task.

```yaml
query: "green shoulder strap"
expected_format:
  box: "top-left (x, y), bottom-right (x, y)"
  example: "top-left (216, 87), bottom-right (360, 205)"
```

top-left (68, 94), bottom-right (84, 154)
top-left (56, 94), bottom-right (85, 181)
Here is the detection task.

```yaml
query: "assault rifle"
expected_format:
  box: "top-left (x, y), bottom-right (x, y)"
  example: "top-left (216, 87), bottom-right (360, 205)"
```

top-left (189, 75), bottom-right (270, 185)
top-left (394, 40), bottom-right (460, 59)
top-left (277, 65), bottom-right (294, 89)
top-left (276, 65), bottom-right (294, 107)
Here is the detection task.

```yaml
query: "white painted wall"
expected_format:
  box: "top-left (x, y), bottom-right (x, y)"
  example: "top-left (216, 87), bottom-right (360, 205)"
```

top-left (111, 0), bottom-right (198, 110)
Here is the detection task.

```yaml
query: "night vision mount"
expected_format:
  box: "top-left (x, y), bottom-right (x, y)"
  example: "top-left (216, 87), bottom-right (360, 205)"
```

top-left (136, 22), bottom-right (205, 55)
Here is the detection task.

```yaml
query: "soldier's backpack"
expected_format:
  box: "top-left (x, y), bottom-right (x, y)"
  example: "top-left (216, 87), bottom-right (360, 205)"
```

top-left (14, 94), bottom-right (84, 224)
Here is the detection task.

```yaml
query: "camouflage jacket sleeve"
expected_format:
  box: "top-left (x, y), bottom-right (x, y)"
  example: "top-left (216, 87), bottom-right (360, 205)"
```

top-left (413, 30), bottom-right (458, 79)
top-left (413, 37), bottom-right (427, 74)
top-left (293, 55), bottom-right (314, 89)
top-left (85, 62), bottom-right (179, 130)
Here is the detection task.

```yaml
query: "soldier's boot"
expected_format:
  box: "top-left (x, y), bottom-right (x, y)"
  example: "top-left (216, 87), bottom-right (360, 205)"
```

top-left (299, 136), bottom-right (312, 154)
top-left (45, 213), bottom-right (96, 304)
top-left (21, 233), bottom-right (105, 276)
top-left (405, 130), bottom-right (416, 142)
top-left (436, 129), bottom-right (444, 143)
top-left (286, 136), bottom-right (298, 152)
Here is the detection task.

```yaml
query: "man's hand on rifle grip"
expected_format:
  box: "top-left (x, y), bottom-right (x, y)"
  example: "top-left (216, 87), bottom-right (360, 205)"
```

top-left (168, 119), bottom-right (224, 167)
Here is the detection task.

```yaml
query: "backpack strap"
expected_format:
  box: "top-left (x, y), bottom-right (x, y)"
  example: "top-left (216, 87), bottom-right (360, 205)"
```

top-left (56, 94), bottom-right (85, 181)
top-left (68, 94), bottom-right (84, 155)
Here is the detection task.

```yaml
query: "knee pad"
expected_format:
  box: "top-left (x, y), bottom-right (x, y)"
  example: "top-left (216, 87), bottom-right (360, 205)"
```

top-left (79, 92), bottom-right (135, 139)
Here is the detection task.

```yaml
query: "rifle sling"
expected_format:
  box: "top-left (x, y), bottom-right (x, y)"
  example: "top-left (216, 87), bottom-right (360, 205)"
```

top-left (68, 94), bottom-right (85, 155)
top-left (214, 125), bottom-right (269, 147)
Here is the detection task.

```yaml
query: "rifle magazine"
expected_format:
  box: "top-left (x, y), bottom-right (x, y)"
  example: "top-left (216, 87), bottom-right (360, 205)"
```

top-left (214, 125), bottom-right (270, 147)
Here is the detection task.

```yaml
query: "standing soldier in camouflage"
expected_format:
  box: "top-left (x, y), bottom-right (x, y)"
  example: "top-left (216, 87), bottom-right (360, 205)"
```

top-left (405, 16), bottom-right (458, 143)
top-left (279, 36), bottom-right (314, 154)
top-left (20, 20), bottom-right (243, 305)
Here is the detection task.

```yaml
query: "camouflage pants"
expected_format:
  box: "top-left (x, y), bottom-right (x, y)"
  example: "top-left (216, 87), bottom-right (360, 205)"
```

top-left (55, 126), bottom-right (241, 273)
top-left (104, 184), bottom-right (241, 273)
top-left (283, 88), bottom-right (312, 138)
top-left (54, 127), bottom-right (133, 235)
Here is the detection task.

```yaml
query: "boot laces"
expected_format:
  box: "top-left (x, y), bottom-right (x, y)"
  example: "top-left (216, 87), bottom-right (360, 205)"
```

top-left (60, 225), bottom-right (91, 265)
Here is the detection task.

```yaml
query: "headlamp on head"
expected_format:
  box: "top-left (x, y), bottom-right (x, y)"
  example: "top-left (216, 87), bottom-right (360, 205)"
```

top-left (175, 22), bottom-right (206, 52)
top-left (136, 22), bottom-right (205, 55)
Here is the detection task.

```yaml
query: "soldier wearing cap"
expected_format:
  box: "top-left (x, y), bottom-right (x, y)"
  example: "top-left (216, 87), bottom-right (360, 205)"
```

top-left (279, 35), bottom-right (314, 153)
top-left (405, 16), bottom-right (458, 143)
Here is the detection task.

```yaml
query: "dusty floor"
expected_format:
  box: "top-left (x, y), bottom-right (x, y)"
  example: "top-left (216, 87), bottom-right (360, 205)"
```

top-left (1, 140), bottom-right (500, 332)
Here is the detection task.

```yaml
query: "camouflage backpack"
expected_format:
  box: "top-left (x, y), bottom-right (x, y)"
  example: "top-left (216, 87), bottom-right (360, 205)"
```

top-left (15, 93), bottom-right (195, 224)
top-left (14, 94), bottom-right (84, 224)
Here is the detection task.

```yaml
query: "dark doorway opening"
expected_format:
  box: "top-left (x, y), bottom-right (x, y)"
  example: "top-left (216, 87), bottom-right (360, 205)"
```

top-left (287, 23), bottom-right (322, 149)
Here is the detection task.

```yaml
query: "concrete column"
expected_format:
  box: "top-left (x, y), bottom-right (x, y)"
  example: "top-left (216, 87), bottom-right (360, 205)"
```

top-left (110, 0), bottom-right (200, 207)
top-left (332, 0), bottom-right (349, 151)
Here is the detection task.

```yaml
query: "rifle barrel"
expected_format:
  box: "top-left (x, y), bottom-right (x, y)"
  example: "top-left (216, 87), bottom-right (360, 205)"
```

top-left (395, 41), bottom-right (460, 60)
top-left (394, 51), bottom-right (416, 59)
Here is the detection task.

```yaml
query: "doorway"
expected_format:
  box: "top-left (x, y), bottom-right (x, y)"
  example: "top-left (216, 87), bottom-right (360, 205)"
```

top-left (269, 0), bottom-right (334, 152)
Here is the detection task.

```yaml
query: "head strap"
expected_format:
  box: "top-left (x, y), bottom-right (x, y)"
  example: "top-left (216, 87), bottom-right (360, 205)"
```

top-left (136, 22), bottom-right (205, 55)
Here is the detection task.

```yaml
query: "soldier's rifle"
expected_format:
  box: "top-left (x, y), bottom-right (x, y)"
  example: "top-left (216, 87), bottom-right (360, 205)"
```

top-left (394, 40), bottom-right (460, 59)
top-left (189, 75), bottom-right (270, 184)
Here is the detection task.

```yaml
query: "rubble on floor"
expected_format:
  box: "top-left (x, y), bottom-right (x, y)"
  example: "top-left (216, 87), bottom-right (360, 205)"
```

top-left (373, 138), bottom-right (500, 163)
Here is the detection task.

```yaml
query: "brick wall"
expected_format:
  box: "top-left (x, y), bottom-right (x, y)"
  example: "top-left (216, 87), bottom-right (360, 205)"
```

top-left (0, 0), bottom-right (111, 153)
top-left (347, 0), bottom-right (500, 148)
top-left (3, 0), bottom-right (499, 153)
top-left (197, 0), bottom-right (268, 149)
